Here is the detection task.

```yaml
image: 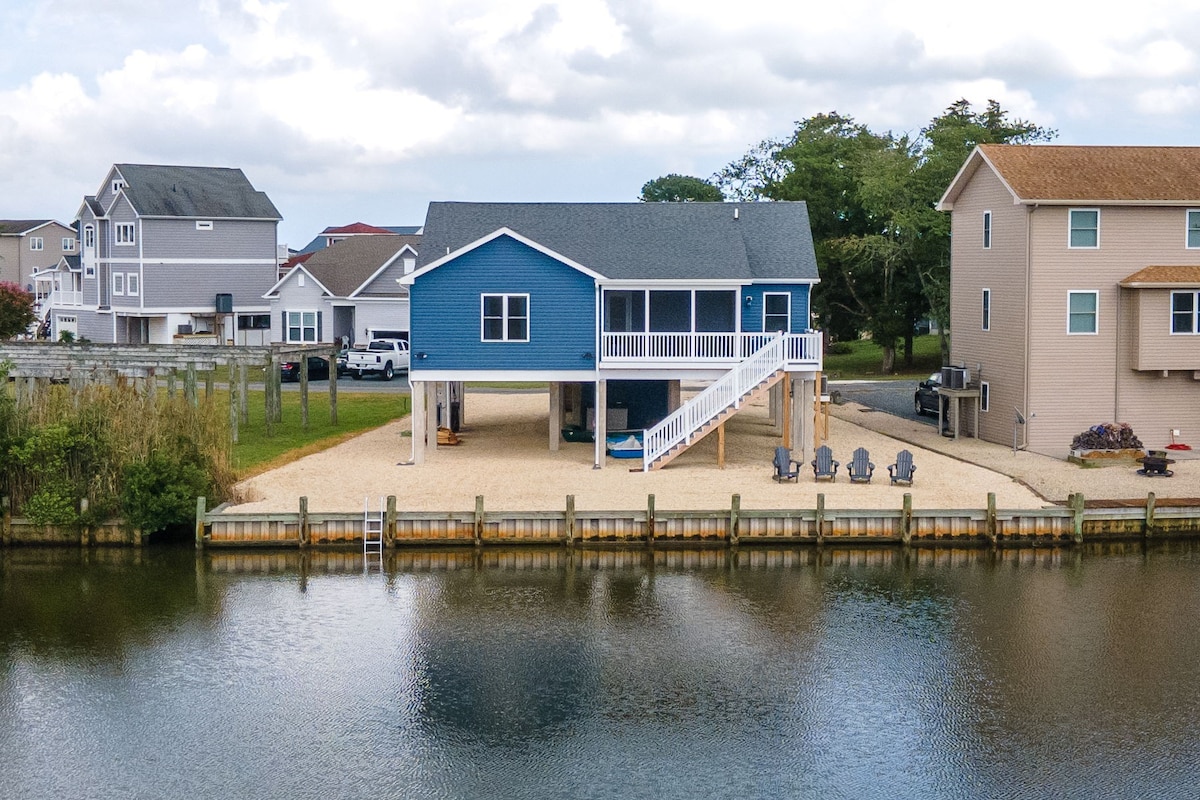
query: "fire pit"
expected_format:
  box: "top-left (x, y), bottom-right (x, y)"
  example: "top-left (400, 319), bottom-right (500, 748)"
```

top-left (1136, 450), bottom-right (1175, 477)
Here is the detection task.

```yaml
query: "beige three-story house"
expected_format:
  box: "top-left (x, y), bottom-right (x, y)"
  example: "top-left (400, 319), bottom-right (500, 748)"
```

top-left (938, 144), bottom-right (1200, 458)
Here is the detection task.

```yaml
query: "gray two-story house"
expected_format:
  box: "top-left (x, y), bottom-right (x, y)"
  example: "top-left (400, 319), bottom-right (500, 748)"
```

top-left (45, 164), bottom-right (281, 343)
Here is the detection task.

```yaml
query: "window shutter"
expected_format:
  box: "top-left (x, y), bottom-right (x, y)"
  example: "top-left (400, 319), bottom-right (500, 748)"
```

top-left (317, 311), bottom-right (323, 341)
top-left (281, 311), bottom-right (287, 342)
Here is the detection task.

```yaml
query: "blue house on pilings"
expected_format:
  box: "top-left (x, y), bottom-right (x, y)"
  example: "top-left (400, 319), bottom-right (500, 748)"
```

top-left (399, 201), bottom-right (823, 470)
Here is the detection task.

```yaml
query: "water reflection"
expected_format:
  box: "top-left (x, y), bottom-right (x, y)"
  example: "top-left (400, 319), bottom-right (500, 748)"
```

top-left (2, 543), bottom-right (1199, 799)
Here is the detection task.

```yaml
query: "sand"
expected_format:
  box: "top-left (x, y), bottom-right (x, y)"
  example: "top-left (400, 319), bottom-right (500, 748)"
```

top-left (222, 388), bottom-right (1170, 515)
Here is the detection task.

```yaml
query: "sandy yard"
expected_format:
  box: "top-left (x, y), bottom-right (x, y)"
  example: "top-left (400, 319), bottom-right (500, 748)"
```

top-left (223, 388), bottom-right (1191, 515)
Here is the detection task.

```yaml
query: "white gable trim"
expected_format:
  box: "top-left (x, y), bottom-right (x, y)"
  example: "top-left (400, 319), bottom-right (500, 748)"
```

top-left (937, 146), bottom-right (1023, 211)
top-left (262, 263), bottom-right (334, 299)
top-left (397, 227), bottom-right (605, 286)
top-left (349, 244), bottom-right (417, 298)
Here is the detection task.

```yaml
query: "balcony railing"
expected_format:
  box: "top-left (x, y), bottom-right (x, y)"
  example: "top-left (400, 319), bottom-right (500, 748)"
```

top-left (601, 331), bottom-right (822, 368)
top-left (44, 289), bottom-right (84, 307)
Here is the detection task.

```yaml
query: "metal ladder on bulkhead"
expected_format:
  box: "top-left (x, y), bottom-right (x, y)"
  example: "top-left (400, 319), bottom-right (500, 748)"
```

top-left (363, 496), bottom-right (385, 558)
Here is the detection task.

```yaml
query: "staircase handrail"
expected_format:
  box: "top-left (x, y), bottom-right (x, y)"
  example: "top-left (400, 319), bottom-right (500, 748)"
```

top-left (642, 332), bottom-right (789, 470)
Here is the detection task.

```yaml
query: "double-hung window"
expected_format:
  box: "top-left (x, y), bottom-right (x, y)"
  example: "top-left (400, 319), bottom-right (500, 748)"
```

top-left (1187, 210), bottom-right (1200, 249)
top-left (1069, 209), bottom-right (1099, 249)
top-left (763, 293), bottom-right (791, 333)
top-left (127, 273), bottom-right (140, 297)
top-left (982, 211), bottom-right (992, 249)
top-left (981, 289), bottom-right (991, 331)
top-left (115, 222), bottom-right (136, 246)
top-left (1067, 290), bottom-right (1098, 334)
top-left (1171, 291), bottom-right (1200, 334)
top-left (112, 272), bottom-right (125, 296)
top-left (482, 294), bottom-right (529, 342)
top-left (83, 225), bottom-right (95, 248)
top-left (287, 311), bottom-right (318, 343)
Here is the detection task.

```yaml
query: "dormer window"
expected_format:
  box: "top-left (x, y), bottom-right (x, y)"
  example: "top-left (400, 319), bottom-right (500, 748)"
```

top-left (111, 178), bottom-right (126, 194)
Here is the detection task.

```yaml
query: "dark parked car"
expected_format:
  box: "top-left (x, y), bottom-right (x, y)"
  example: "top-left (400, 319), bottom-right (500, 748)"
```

top-left (281, 355), bottom-right (330, 382)
top-left (914, 372), bottom-right (941, 416)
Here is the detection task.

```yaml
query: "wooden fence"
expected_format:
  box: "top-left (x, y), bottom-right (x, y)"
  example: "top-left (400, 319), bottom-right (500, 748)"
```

top-left (191, 491), bottom-right (1200, 550)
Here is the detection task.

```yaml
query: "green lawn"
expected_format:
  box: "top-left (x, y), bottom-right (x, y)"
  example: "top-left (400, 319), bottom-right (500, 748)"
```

top-left (230, 391), bottom-right (411, 477)
top-left (823, 335), bottom-right (943, 381)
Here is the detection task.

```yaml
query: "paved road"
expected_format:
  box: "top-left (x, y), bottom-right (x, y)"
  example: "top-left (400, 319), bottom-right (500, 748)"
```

top-left (278, 374), bottom-right (411, 393)
top-left (829, 379), bottom-right (936, 427)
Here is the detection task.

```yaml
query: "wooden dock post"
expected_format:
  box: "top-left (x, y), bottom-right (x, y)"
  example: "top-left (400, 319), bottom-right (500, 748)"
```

top-left (238, 362), bottom-right (249, 425)
top-left (565, 495), bottom-right (575, 546)
top-left (902, 493), bottom-right (913, 546)
top-left (986, 492), bottom-right (998, 546)
top-left (328, 353), bottom-right (338, 425)
top-left (229, 373), bottom-right (239, 444)
top-left (1145, 492), bottom-right (1156, 539)
top-left (385, 495), bottom-right (397, 547)
top-left (195, 497), bottom-right (207, 549)
top-left (298, 496), bottom-right (309, 548)
top-left (646, 494), bottom-right (655, 545)
top-left (815, 493), bottom-right (825, 545)
top-left (1070, 493), bottom-right (1085, 544)
top-left (299, 357), bottom-right (309, 429)
top-left (728, 494), bottom-right (741, 546)
top-left (474, 495), bottom-right (484, 547)
top-left (1, 496), bottom-right (10, 547)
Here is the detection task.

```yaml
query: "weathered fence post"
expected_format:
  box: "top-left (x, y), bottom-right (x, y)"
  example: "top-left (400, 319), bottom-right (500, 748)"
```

top-left (229, 373), bottom-right (240, 444)
top-left (298, 496), bottom-right (309, 548)
top-left (474, 495), bottom-right (484, 547)
top-left (195, 497), bottom-right (207, 549)
top-left (565, 495), bottom-right (575, 546)
top-left (299, 356), bottom-right (309, 430)
top-left (1070, 493), bottom-right (1085, 545)
top-left (1, 496), bottom-right (10, 547)
top-left (238, 362), bottom-right (250, 426)
top-left (328, 352), bottom-right (338, 425)
top-left (815, 493), bottom-right (825, 546)
top-left (167, 369), bottom-right (177, 398)
top-left (1145, 492), bottom-right (1156, 539)
top-left (385, 495), bottom-right (397, 547)
top-left (986, 492), bottom-right (998, 546)
top-left (646, 494), bottom-right (655, 545)
top-left (185, 363), bottom-right (198, 407)
top-left (902, 493), bottom-right (913, 546)
top-left (728, 494), bottom-right (741, 546)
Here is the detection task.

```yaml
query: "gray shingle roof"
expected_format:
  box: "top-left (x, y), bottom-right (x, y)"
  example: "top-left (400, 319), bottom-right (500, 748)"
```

top-left (0, 220), bottom-right (54, 235)
top-left (113, 164), bottom-right (281, 220)
top-left (415, 202), bottom-right (817, 281)
top-left (301, 234), bottom-right (420, 297)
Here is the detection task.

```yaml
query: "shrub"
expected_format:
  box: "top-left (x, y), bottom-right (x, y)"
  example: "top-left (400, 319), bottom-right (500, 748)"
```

top-left (0, 281), bottom-right (35, 339)
top-left (825, 341), bottom-right (854, 355)
top-left (121, 449), bottom-right (212, 533)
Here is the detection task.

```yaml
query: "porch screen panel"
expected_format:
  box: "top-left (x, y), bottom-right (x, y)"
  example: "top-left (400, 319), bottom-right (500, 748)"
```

top-left (696, 290), bottom-right (736, 357)
top-left (649, 291), bottom-right (690, 331)
top-left (603, 290), bottom-right (646, 332)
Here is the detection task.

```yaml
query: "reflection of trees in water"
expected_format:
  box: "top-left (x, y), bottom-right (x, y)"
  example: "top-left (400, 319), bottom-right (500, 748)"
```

top-left (0, 547), bottom-right (209, 662)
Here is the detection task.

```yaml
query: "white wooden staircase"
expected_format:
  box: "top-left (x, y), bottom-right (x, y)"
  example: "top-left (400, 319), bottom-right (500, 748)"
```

top-left (641, 334), bottom-right (790, 471)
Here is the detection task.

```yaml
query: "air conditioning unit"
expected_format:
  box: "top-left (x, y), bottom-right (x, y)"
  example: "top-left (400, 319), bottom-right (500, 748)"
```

top-left (941, 366), bottom-right (968, 390)
top-left (177, 324), bottom-right (193, 335)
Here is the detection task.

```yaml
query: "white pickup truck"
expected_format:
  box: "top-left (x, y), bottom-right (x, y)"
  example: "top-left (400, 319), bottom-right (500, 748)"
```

top-left (345, 338), bottom-right (410, 381)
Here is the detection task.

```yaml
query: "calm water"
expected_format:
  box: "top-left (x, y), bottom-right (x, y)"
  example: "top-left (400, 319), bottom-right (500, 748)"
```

top-left (2, 544), bottom-right (1200, 800)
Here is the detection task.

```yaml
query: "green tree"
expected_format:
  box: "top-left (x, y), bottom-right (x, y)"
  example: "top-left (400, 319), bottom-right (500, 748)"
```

top-left (0, 281), bottom-right (36, 339)
top-left (640, 174), bottom-right (724, 202)
top-left (717, 100), bottom-right (1055, 372)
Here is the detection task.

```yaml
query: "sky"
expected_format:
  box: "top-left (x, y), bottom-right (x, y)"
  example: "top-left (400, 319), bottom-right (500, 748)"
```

top-left (3, 0), bottom-right (1200, 248)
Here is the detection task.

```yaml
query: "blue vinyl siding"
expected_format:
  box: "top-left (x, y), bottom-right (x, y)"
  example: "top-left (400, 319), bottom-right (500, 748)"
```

top-left (410, 235), bottom-right (596, 371)
top-left (740, 284), bottom-right (812, 333)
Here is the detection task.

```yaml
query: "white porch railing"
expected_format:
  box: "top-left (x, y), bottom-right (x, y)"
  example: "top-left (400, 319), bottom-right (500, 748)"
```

top-left (602, 331), bottom-right (821, 366)
top-left (641, 333), bottom-right (792, 471)
top-left (49, 289), bottom-right (84, 307)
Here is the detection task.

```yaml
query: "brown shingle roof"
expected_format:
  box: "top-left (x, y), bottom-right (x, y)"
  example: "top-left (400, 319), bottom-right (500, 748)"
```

top-left (979, 144), bottom-right (1200, 204)
top-left (1120, 265), bottom-right (1200, 287)
top-left (302, 234), bottom-right (420, 297)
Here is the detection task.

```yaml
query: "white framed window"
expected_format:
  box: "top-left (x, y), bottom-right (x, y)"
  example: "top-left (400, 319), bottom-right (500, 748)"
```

top-left (83, 225), bottom-right (95, 248)
top-left (481, 294), bottom-right (529, 342)
top-left (62, 237), bottom-right (75, 251)
top-left (111, 178), bottom-right (125, 194)
top-left (1067, 290), bottom-right (1098, 334)
top-left (981, 288), bottom-right (991, 331)
top-left (982, 211), bottom-right (992, 249)
top-left (112, 272), bottom-right (125, 296)
top-left (29, 237), bottom-right (43, 251)
top-left (85, 263), bottom-right (95, 279)
top-left (286, 310), bottom-right (318, 343)
top-left (763, 292), bottom-right (791, 333)
top-left (1171, 291), bottom-right (1200, 334)
top-left (980, 381), bottom-right (990, 413)
top-left (1188, 210), bottom-right (1200, 249)
top-left (127, 273), bottom-right (140, 297)
top-left (196, 220), bottom-right (213, 231)
top-left (1068, 209), bottom-right (1100, 249)
top-left (115, 222), bottom-right (135, 246)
